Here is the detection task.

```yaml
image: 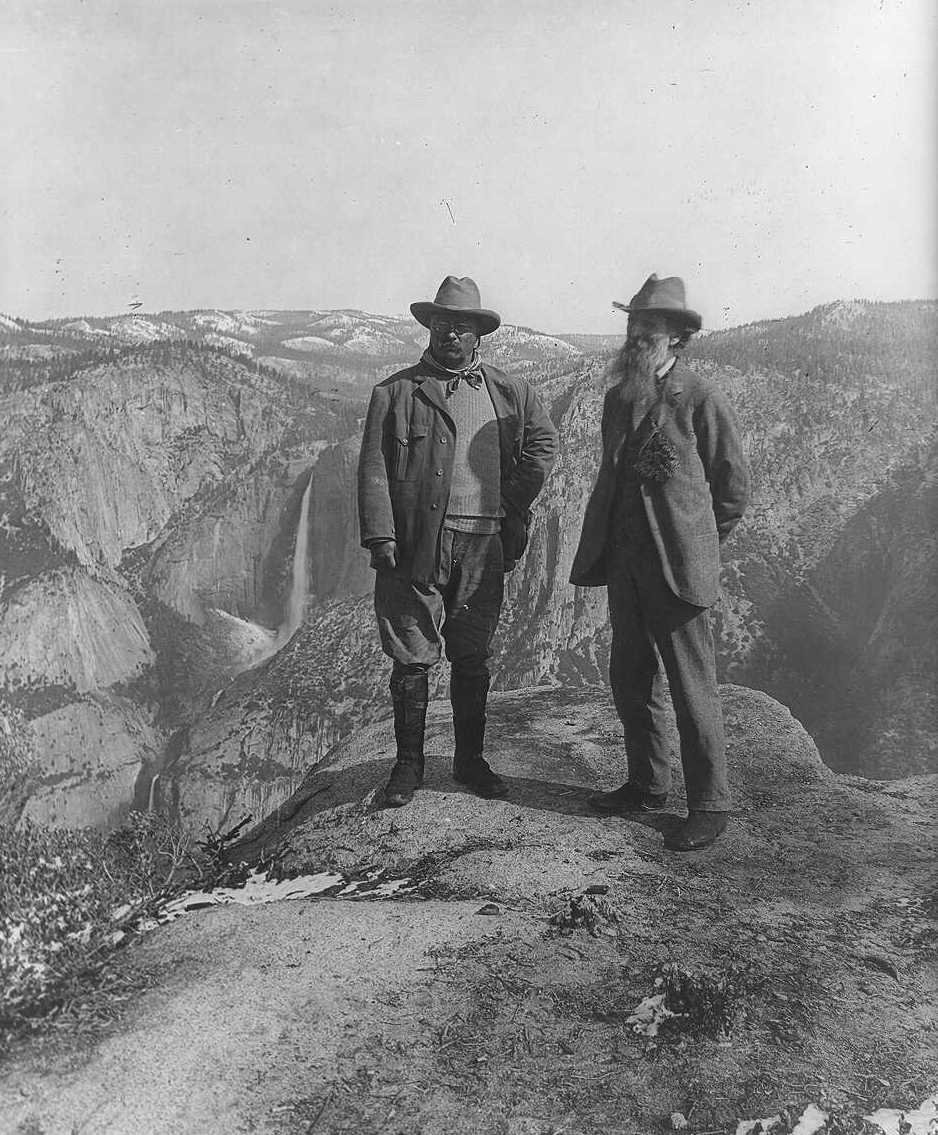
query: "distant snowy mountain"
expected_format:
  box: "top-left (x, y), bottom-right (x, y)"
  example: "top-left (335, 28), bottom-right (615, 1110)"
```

top-left (4, 306), bottom-right (587, 397)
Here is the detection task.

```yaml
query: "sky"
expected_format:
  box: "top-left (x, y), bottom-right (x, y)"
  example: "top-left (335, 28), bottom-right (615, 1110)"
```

top-left (2, 0), bottom-right (935, 333)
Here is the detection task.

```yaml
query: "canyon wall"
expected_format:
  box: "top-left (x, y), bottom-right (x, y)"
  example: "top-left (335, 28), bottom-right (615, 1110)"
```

top-left (1, 301), bottom-right (934, 829)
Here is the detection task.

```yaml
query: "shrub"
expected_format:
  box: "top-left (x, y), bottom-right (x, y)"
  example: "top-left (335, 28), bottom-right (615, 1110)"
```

top-left (656, 961), bottom-right (749, 1037)
top-left (0, 811), bottom-right (198, 1030)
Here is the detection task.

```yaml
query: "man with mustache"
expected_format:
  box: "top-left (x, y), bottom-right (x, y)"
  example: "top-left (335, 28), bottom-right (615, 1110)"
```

top-left (359, 276), bottom-right (557, 807)
top-left (570, 275), bottom-right (750, 851)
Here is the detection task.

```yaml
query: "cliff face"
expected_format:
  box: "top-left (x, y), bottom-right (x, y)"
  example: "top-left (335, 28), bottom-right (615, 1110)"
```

top-left (762, 445), bottom-right (938, 777)
top-left (0, 569), bottom-right (152, 693)
top-left (13, 358), bottom-right (277, 568)
top-left (0, 341), bottom-right (363, 826)
top-left (23, 694), bottom-right (162, 829)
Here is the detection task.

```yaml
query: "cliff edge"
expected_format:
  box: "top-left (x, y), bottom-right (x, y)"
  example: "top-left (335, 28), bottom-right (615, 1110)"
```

top-left (1, 684), bottom-right (935, 1134)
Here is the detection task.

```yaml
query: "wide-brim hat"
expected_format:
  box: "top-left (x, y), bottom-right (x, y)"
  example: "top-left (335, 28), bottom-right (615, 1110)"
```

top-left (410, 276), bottom-right (501, 336)
top-left (612, 273), bottom-right (702, 332)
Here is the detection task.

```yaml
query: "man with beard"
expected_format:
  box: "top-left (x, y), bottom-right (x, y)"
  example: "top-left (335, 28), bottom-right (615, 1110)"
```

top-left (359, 275), bottom-right (557, 807)
top-left (570, 274), bottom-right (749, 851)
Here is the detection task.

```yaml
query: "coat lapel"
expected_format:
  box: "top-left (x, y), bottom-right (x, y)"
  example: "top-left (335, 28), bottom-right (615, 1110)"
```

top-left (482, 367), bottom-right (520, 475)
top-left (413, 371), bottom-right (453, 424)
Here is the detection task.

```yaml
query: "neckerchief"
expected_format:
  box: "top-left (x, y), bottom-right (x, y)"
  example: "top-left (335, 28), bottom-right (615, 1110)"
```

top-left (420, 347), bottom-right (484, 393)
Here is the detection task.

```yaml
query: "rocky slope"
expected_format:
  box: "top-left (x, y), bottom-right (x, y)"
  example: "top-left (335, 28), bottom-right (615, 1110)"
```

top-left (2, 685), bottom-right (935, 1134)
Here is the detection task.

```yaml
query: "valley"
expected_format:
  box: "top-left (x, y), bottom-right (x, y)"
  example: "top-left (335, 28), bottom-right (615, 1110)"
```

top-left (0, 300), bottom-right (934, 830)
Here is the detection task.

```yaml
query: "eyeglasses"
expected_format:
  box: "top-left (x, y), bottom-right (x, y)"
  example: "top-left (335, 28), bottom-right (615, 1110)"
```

top-left (429, 317), bottom-right (477, 336)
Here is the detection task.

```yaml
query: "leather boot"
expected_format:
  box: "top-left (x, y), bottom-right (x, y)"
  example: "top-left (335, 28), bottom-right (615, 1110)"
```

top-left (588, 782), bottom-right (668, 814)
top-left (451, 671), bottom-right (508, 799)
top-left (384, 668), bottom-right (428, 807)
top-left (664, 810), bottom-right (729, 852)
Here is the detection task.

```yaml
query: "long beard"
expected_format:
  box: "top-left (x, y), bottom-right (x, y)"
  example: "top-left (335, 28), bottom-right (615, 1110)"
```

top-left (610, 338), bottom-right (669, 409)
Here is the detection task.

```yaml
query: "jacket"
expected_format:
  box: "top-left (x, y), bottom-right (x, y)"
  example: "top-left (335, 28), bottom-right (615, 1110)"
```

top-left (358, 360), bottom-right (558, 585)
top-left (569, 364), bottom-right (749, 606)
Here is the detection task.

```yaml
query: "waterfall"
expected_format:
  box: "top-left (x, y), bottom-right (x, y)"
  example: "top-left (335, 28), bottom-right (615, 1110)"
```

top-left (205, 469), bottom-right (314, 672)
top-left (277, 473), bottom-right (314, 645)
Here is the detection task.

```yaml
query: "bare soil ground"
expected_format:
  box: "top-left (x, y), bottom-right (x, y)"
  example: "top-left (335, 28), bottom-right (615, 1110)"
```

top-left (1, 685), bottom-right (935, 1134)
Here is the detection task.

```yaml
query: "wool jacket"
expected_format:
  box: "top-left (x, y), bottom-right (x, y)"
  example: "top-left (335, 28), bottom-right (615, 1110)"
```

top-left (569, 364), bottom-right (750, 606)
top-left (358, 360), bottom-right (558, 585)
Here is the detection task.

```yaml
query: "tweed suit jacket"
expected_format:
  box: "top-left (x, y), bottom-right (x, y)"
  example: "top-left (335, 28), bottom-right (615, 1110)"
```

top-left (569, 364), bottom-right (749, 607)
top-left (358, 360), bottom-right (557, 586)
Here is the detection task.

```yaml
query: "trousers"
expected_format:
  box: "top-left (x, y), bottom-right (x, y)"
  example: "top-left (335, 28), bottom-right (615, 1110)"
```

top-left (374, 529), bottom-right (504, 679)
top-left (606, 520), bottom-right (730, 812)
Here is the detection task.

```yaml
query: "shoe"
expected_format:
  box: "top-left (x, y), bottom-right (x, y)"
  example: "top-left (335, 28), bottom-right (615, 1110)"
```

top-left (664, 810), bottom-right (729, 852)
top-left (384, 760), bottom-right (423, 808)
top-left (453, 756), bottom-right (509, 799)
top-left (588, 782), bottom-right (668, 815)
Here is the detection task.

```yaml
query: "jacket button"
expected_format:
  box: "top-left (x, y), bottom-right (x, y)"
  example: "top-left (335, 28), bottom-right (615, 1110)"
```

top-left (431, 503), bottom-right (439, 510)
top-left (435, 469), bottom-right (443, 476)
top-left (440, 437), bottom-right (447, 443)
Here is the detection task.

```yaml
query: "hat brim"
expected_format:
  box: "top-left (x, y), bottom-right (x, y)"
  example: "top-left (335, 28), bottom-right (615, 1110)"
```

top-left (612, 300), bottom-right (702, 332)
top-left (410, 301), bottom-right (501, 336)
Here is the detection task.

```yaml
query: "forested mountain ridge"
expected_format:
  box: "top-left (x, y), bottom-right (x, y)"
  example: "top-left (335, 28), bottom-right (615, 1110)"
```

top-left (0, 307), bottom-right (585, 399)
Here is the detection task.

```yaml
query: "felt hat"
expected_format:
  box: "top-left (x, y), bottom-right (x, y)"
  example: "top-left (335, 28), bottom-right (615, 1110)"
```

top-left (410, 276), bottom-right (501, 336)
top-left (613, 274), bottom-right (702, 332)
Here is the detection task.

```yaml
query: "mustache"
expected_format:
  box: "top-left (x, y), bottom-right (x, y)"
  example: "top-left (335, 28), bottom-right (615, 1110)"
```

top-left (612, 338), bottom-right (664, 377)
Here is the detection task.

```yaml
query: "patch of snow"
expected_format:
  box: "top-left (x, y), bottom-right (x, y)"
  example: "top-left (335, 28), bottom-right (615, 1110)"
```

top-left (307, 312), bottom-right (369, 333)
top-left (203, 332), bottom-right (254, 355)
top-left (342, 328), bottom-right (410, 355)
top-left (0, 313), bottom-right (20, 330)
top-left (625, 991), bottom-right (679, 1037)
top-left (789, 1105), bottom-right (828, 1135)
top-left (282, 335), bottom-right (340, 353)
top-left (161, 870), bottom-right (346, 917)
top-left (866, 1091), bottom-right (938, 1134)
top-left (735, 1118), bottom-right (781, 1135)
top-left (191, 310), bottom-right (243, 334)
top-left (155, 868), bottom-right (417, 924)
top-left (191, 310), bottom-right (276, 336)
top-left (336, 877), bottom-right (414, 898)
top-left (495, 326), bottom-right (582, 356)
top-left (735, 1097), bottom-right (938, 1135)
top-left (106, 316), bottom-right (183, 342)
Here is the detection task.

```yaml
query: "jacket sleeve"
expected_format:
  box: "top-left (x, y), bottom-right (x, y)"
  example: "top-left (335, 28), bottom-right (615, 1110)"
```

top-left (357, 384), bottom-right (396, 547)
top-left (501, 383), bottom-right (559, 517)
top-left (694, 384), bottom-right (750, 543)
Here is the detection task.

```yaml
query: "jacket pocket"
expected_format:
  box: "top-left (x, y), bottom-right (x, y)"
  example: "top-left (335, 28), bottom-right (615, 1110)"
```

top-left (500, 505), bottom-right (531, 564)
top-left (393, 429), bottom-right (428, 481)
